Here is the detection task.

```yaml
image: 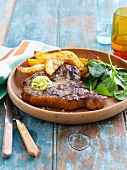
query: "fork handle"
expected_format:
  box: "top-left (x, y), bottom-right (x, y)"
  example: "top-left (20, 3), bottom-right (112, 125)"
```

top-left (17, 123), bottom-right (38, 156)
top-left (2, 122), bottom-right (13, 158)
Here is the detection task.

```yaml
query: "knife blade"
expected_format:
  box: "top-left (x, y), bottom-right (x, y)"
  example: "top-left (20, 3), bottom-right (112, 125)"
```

top-left (2, 95), bottom-right (13, 158)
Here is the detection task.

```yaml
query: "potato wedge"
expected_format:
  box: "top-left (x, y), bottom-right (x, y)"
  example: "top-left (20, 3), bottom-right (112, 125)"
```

top-left (79, 58), bottom-right (88, 64)
top-left (61, 51), bottom-right (81, 69)
top-left (79, 66), bottom-right (89, 77)
top-left (17, 64), bottom-right (45, 74)
top-left (34, 51), bottom-right (61, 60)
top-left (79, 60), bottom-right (84, 68)
top-left (26, 58), bottom-right (46, 66)
top-left (45, 55), bottom-right (68, 75)
top-left (78, 59), bottom-right (88, 76)
top-left (18, 50), bottom-right (89, 76)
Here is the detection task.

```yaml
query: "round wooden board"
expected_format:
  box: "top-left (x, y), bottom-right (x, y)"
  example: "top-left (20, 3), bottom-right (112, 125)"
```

top-left (7, 48), bottom-right (127, 124)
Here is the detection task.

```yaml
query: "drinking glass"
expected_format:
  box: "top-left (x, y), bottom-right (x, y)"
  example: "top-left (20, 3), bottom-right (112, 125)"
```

top-left (111, 7), bottom-right (127, 59)
top-left (96, 0), bottom-right (119, 44)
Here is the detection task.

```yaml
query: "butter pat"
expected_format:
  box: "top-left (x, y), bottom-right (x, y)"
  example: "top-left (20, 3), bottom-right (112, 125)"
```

top-left (31, 76), bottom-right (52, 91)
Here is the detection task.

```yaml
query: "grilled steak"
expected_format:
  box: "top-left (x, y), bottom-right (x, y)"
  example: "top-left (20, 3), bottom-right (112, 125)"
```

top-left (21, 64), bottom-right (107, 110)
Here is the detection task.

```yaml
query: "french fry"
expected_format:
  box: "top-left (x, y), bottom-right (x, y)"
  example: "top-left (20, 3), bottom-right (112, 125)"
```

top-left (17, 64), bottom-right (45, 75)
top-left (26, 58), bottom-right (46, 66)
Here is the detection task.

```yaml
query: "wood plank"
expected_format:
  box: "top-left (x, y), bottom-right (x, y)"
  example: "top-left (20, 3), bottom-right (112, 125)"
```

top-left (56, 113), bottom-right (127, 170)
top-left (58, 0), bottom-right (112, 53)
top-left (55, 0), bottom-right (127, 169)
top-left (57, 0), bottom-right (87, 48)
top-left (0, 0), bottom-right (58, 169)
top-left (4, 0), bottom-right (58, 48)
top-left (123, 110), bottom-right (127, 130)
top-left (0, 0), bottom-right (16, 45)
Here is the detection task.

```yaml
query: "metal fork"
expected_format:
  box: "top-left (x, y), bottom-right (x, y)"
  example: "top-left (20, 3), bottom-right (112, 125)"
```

top-left (13, 104), bottom-right (38, 157)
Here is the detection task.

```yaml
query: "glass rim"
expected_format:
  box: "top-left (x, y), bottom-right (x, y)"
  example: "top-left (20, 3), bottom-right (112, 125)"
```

top-left (114, 7), bottom-right (127, 17)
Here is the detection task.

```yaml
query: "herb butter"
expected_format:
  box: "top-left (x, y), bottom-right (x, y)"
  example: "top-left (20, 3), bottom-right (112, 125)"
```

top-left (31, 76), bottom-right (52, 91)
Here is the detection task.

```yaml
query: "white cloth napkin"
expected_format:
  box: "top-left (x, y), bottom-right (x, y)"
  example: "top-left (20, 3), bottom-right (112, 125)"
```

top-left (0, 40), bottom-right (59, 99)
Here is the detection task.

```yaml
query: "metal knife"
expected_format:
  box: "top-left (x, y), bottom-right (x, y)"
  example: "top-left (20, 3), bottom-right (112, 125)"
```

top-left (2, 95), bottom-right (13, 158)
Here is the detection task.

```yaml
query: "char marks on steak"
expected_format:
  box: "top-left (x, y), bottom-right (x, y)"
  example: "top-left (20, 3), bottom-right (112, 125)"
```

top-left (22, 64), bottom-right (107, 110)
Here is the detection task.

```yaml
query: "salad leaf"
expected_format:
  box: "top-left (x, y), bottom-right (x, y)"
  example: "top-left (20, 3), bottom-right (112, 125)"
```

top-left (116, 68), bottom-right (127, 72)
top-left (86, 61), bottom-right (106, 78)
top-left (95, 84), bottom-right (112, 96)
top-left (107, 53), bottom-right (127, 90)
top-left (107, 54), bottom-right (127, 89)
top-left (101, 68), bottom-right (110, 81)
top-left (114, 88), bottom-right (127, 100)
top-left (96, 77), bottom-right (118, 96)
top-left (84, 59), bottom-right (101, 66)
top-left (84, 75), bottom-right (98, 91)
top-left (83, 53), bottom-right (127, 101)
top-left (114, 72), bottom-right (127, 89)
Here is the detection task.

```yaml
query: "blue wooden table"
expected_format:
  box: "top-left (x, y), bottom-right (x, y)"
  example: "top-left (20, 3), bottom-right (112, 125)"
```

top-left (0, 0), bottom-right (127, 169)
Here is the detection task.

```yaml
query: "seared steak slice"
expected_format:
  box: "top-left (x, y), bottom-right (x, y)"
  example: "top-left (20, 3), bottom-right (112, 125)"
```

top-left (22, 64), bottom-right (107, 110)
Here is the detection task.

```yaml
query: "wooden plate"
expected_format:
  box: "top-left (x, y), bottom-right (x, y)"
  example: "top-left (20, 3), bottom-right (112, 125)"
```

top-left (7, 48), bottom-right (127, 124)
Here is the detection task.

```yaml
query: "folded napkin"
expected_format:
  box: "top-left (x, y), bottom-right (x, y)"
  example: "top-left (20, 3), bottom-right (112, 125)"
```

top-left (0, 40), bottom-right (59, 99)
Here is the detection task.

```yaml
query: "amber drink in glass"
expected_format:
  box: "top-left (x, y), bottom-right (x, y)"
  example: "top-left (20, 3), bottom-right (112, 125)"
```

top-left (111, 7), bottom-right (127, 59)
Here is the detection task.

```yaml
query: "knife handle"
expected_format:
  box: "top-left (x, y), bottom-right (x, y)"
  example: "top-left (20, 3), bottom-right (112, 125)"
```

top-left (17, 123), bottom-right (38, 157)
top-left (2, 122), bottom-right (13, 158)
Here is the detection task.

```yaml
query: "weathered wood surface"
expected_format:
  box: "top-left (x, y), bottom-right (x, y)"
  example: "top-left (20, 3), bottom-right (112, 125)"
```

top-left (0, 0), bottom-right (16, 46)
top-left (0, 0), bottom-right (127, 169)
